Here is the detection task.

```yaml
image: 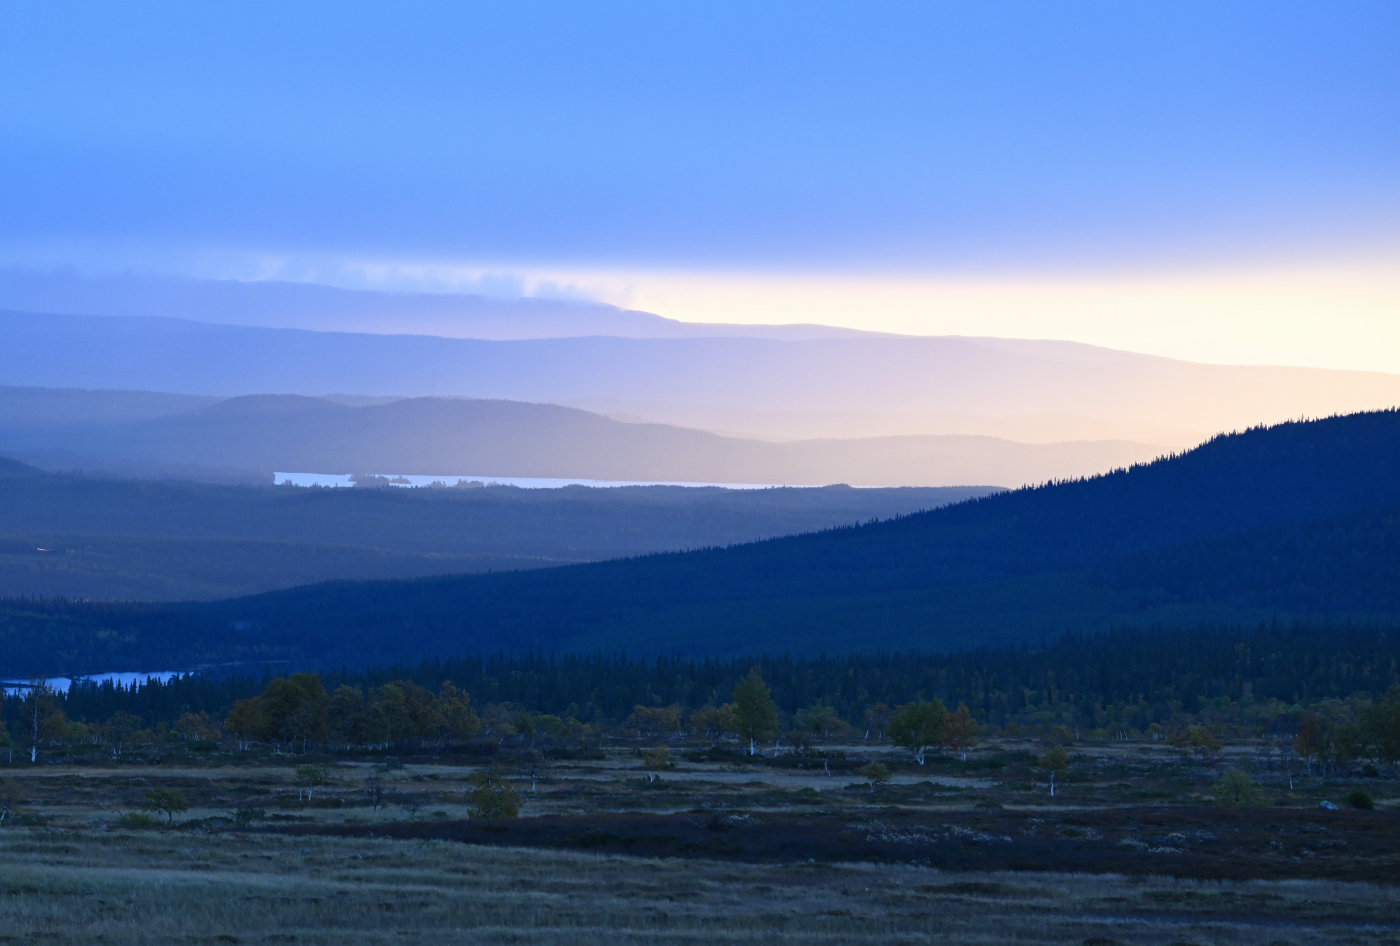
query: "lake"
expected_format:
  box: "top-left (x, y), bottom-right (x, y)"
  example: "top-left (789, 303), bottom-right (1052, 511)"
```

top-left (274, 472), bottom-right (801, 489)
top-left (1, 670), bottom-right (184, 696)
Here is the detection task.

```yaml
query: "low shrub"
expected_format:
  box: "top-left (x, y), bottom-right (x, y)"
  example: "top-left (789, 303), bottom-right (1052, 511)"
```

top-left (1345, 790), bottom-right (1375, 810)
top-left (230, 806), bottom-right (265, 827)
top-left (115, 812), bottom-right (158, 828)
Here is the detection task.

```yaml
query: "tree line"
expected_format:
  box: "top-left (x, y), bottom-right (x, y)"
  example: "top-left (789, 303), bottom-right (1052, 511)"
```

top-left (5, 663), bottom-right (1398, 779)
top-left (0, 664), bottom-right (986, 767)
top-left (2, 620), bottom-right (1399, 765)
top-left (24, 619), bottom-right (1400, 725)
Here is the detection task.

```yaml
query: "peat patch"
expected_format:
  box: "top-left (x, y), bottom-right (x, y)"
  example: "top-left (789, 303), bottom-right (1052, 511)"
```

top-left (268, 805), bottom-right (1400, 882)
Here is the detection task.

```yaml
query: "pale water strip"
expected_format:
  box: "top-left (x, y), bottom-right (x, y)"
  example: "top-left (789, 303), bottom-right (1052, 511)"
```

top-left (275, 472), bottom-right (808, 489)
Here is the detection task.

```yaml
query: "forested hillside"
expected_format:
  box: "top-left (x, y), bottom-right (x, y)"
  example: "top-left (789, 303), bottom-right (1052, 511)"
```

top-left (0, 457), bottom-right (978, 600)
top-left (1, 410), bottom-right (1398, 675)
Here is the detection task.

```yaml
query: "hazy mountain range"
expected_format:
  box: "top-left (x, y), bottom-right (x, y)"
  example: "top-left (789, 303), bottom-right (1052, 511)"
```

top-left (0, 390), bottom-right (1165, 488)
top-left (3, 308), bottom-right (1400, 461)
top-left (1, 273), bottom-right (1398, 487)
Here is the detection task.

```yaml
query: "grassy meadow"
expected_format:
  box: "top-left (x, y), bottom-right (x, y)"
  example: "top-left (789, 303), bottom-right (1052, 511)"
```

top-left (0, 732), bottom-right (1396, 944)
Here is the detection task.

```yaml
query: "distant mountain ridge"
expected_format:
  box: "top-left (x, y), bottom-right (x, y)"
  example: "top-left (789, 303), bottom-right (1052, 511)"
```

top-left (0, 390), bottom-right (1164, 488)
top-left (1, 309), bottom-right (1397, 449)
top-left (0, 271), bottom-right (880, 341)
top-left (2, 409), bottom-right (1397, 674)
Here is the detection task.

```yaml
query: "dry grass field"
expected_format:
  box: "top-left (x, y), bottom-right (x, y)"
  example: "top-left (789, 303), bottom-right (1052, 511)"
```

top-left (0, 736), bottom-right (1396, 944)
top-left (3, 830), bottom-right (1399, 945)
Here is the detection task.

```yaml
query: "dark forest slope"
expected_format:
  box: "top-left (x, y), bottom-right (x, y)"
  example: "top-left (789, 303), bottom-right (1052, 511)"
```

top-left (3, 410), bottom-right (1399, 674)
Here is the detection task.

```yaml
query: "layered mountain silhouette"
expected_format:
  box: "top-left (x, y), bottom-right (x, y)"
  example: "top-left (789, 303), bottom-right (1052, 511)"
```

top-left (3, 409), bottom-right (1397, 675)
top-left (0, 385), bottom-right (216, 432)
top-left (2, 309), bottom-right (1399, 451)
top-left (0, 390), bottom-right (1161, 487)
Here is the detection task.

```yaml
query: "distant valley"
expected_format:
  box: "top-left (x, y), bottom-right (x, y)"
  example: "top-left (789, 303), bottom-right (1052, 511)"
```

top-left (0, 455), bottom-right (986, 601)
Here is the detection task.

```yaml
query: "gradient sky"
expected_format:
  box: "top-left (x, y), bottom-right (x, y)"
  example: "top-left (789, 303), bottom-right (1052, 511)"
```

top-left (1, 2), bottom-right (1396, 368)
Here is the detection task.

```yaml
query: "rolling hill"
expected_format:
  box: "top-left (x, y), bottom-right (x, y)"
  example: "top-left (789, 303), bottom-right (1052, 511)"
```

top-left (2, 409), bottom-right (1397, 676)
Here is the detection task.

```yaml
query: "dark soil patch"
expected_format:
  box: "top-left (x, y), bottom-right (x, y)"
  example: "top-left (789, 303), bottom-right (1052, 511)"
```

top-left (267, 806), bottom-right (1400, 882)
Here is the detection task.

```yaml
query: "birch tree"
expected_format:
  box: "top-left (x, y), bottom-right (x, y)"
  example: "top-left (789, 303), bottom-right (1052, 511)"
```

top-left (105, 712), bottom-right (143, 758)
top-left (294, 764), bottom-right (328, 801)
top-left (224, 699), bottom-right (263, 751)
top-left (142, 788), bottom-right (188, 825)
top-left (731, 668), bottom-right (778, 756)
top-left (886, 699), bottom-right (948, 765)
top-left (640, 746), bottom-right (669, 783)
top-left (20, 681), bottom-right (66, 763)
top-left (944, 702), bottom-right (979, 761)
top-left (1040, 747), bottom-right (1068, 797)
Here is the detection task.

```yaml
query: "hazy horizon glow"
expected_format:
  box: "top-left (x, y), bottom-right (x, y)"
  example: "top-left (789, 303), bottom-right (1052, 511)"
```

top-left (583, 262), bottom-right (1400, 373)
top-left (209, 257), bottom-right (1395, 372)
top-left (3, 255), bottom-right (1397, 372)
top-left (0, 2), bottom-right (1395, 369)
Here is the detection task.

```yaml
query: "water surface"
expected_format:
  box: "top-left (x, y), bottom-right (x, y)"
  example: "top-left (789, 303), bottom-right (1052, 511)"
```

top-left (275, 472), bottom-right (802, 489)
top-left (2, 670), bottom-right (183, 696)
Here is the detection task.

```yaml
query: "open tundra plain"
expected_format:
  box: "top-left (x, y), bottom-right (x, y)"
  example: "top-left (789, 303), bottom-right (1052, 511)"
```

top-left (1, 733), bottom-right (1396, 945)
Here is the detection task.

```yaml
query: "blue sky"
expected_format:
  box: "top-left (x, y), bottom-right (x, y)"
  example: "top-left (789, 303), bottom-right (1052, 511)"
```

top-left (0, 2), bottom-right (1396, 366)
